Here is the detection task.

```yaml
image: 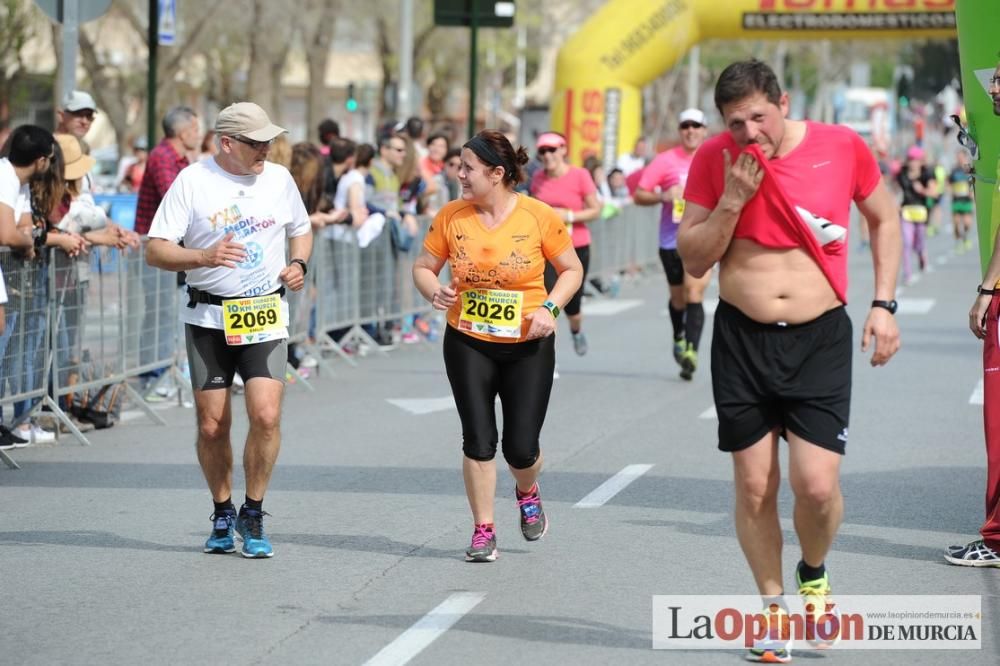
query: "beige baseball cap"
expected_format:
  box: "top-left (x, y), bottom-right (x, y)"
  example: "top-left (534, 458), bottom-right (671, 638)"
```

top-left (55, 133), bottom-right (96, 181)
top-left (215, 102), bottom-right (286, 142)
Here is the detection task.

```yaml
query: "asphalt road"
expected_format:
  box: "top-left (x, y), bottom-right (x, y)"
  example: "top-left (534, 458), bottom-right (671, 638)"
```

top-left (2, 225), bottom-right (997, 665)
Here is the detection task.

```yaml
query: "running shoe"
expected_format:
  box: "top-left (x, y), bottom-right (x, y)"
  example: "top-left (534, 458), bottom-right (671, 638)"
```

top-left (797, 567), bottom-right (840, 649)
top-left (746, 603), bottom-right (792, 663)
top-left (966, 238), bottom-right (974, 251)
top-left (204, 509), bottom-right (237, 554)
top-left (0, 425), bottom-right (29, 449)
top-left (679, 343), bottom-right (697, 381)
top-left (672, 338), bottom-right (685, 366)
top-left (516, 483), bottom-right (548, 541)
top-left (236, 507), bottom-right (274, 558)
top-left (572, 331), bottom-right (588, 356)
top-left (0, 425), bottom-right (28, 445)
top-left (944, 539), bottom-right (1000, 567)
top-left (465, 524), bottom-right (498, 562)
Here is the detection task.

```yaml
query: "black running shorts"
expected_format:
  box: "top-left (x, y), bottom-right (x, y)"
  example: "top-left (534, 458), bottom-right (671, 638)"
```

top-left (659, 248), bottom-right (685, 287)
top-left (711, 300), bottom-right (852, 455)
top-left (185, 324), bottom-right (287, 390)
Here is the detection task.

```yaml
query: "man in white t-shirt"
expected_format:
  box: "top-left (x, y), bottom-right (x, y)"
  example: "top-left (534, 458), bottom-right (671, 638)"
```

top-left (0, 125), bottom-right (54, 449)
top-left (146, 103), bottom-right (313, 558)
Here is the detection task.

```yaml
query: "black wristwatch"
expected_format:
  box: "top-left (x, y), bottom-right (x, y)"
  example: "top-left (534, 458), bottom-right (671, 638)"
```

top-left (290, 258), bottom-right (308, 276)
top-left (871, 299), bottom-right (898, 314)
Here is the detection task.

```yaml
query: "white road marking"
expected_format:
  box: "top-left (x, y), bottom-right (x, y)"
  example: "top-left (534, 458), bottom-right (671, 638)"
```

top-left (584, 299), bottom-right (643, 316)
top-left (699, 405), bottom-right (717, 420)
top-left (970, 379), bottom-right (984, 406)
top-left (575, 464), bottom-right (654, 508)
top-left (363, 592), bottom-right (487, 666)
top-left (896, 298), bottom-right (935, 315)
top-left (387, 397), bottom-right (455, 415)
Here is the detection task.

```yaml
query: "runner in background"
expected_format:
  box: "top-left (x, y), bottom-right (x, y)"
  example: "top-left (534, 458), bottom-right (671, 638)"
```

top-left (896, 146), bottom-right (936, 286)
top-left (948, 149), bottom-right (974, 253)
top-left (634, 108), bottom-right (710, 381)
top-left (529, 132), bottom-right (600, 357)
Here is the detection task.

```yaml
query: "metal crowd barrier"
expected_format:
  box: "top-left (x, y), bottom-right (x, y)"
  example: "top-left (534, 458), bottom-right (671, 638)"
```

top-left (1, 204), bottom-right (656, 469)
top-left (587, 203), bottom-right (660, 283)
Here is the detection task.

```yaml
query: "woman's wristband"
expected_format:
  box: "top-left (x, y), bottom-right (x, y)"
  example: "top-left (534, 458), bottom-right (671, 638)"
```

top-left (978, 284), bottom-right (997, 295)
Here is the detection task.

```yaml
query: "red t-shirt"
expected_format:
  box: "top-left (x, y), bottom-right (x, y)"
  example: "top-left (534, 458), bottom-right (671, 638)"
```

top-left (684, 122), bottom-right (880, 303)
top-left (529, 165), bottom-right (596, 248)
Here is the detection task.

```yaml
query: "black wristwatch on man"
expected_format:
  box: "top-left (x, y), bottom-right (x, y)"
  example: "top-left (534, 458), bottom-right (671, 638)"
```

top-left (871, 299), bottom-right (898, 314)
top-left (290, 258), bottom-right (308, 276)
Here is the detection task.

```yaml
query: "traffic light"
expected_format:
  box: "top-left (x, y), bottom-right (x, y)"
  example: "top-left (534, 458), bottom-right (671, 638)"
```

top-left (896, 74), bottom-right (911, 109)
top-left (345, 83), bottom-right (358, 113)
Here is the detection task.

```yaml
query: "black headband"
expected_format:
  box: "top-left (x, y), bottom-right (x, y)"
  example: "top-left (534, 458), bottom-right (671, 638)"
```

top-left (464, 135), bottom-right (506, 172)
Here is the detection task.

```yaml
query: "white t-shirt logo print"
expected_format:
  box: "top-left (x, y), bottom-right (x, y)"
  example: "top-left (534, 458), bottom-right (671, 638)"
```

top-left (795, 206), bottom-right (846, 246)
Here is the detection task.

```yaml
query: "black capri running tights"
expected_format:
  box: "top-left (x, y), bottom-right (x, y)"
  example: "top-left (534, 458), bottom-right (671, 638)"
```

top-left (443, 326), bottom-right (556, 469)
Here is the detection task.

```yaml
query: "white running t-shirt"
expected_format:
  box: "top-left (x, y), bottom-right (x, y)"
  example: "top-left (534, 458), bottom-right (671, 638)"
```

top-left (147, 158), bottom-right (311, 330)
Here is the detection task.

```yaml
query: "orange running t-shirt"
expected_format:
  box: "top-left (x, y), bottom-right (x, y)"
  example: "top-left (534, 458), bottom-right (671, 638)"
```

top-left (423, 195), bottom-right (573, 343)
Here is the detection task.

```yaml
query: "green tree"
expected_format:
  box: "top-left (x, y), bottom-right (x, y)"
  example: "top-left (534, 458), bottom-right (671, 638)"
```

top-left (0, 0), bottom-right (36, 128)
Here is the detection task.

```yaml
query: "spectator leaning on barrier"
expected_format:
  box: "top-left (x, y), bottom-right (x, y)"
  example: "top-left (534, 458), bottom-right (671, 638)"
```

top-left (145, 102), bottom-right (313, 559)
top-left (52, 134), bottom-right (137, 433)
top-left (291, 142), bottom-right (347, 232)
top-left (9, 133), bottom-right (89, 445)
top-left (0, 125), bottom-right (51, 449)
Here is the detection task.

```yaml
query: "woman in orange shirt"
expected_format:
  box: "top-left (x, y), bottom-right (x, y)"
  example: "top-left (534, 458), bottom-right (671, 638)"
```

top-left (413, 130), bottom-right (583, 562)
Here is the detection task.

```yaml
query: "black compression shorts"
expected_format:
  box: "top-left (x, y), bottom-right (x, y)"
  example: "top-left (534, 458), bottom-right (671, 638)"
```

top-left (185, 324), bottom-right (287, 390)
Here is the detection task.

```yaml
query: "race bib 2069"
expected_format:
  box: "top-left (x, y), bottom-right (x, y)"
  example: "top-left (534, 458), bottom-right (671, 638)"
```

top-left (222, 293), bottom-right (288, 346)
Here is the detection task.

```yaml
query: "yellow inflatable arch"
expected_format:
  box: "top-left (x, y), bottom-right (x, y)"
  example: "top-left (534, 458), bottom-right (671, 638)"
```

top-left (552, 0), bottom-right (956, 166)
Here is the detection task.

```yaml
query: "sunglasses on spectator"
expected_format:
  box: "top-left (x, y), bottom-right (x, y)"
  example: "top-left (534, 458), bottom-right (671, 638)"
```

top-left (537, 146), bottom-right (560, 155)
top-left (230, 135), bottom-right (274, 150)
top-left (679, 122), bottom-right (704, 130)
top-left (69, 110), bottom-right (95, 121)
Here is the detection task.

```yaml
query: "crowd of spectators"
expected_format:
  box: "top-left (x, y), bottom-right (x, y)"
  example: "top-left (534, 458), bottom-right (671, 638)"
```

top-left (0, 91), bottom-right (659, 450)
